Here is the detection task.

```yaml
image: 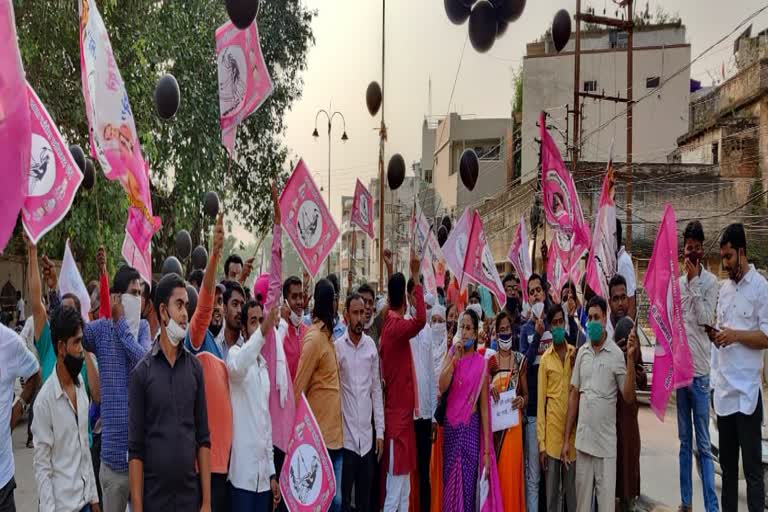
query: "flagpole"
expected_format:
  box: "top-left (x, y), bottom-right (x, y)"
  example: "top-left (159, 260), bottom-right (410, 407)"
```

top-left (458, 210), bottom-right (476, 295)
top-left (377, 0), bottom-right (387, 294)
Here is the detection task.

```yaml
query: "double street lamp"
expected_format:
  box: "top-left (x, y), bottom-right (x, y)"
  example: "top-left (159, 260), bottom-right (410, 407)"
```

top-left (312, 109), bottom-right (348, 274)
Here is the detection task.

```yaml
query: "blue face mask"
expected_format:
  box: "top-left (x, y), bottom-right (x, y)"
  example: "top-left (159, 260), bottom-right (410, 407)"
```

top-left (463, 338), bottom-right (475, 350)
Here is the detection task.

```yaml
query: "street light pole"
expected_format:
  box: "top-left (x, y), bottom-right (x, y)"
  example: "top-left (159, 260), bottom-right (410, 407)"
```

top-left (313, 108), bottom-right (348, 275)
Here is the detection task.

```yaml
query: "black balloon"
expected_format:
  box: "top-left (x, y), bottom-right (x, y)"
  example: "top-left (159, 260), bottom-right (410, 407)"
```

top-left (492, 0), bottom-right (525, 22)
top-left (496, 19), bottom-right (508, 38)
top-left (154, 74), bottom-right (180, 120)
top-left (387, 154), bottom-right (406, 190)
top-left (437, 225), bottom-right (449, 247)
top-left (445, 0), bottom-right (471, 25)
top-left (441, 215), bottom-right (452, 233)
top-left (366, 82), bottom-right (382, 117)
top-left (459, 149), bottom-right (479, 191)
top-left (82, 159), bottom-right (95, 191)
top-left (185, 283), bottom-right (199, 318)
top-left (69, 145), bottom-right (86, 172)
top-left (191, 245), bottom-right (208, 270)
top-left (175, 230), bottom-right (192, 259)
top-left (204, 191), bottom-right (220, 218)
top-left (552, 9), bottom-right (572, 53)
top-left (614, 316), bottom-right (635, 347)
top-left (469, 1), bottom-right (497, 53)
top-left (161, 256), bottom-right (184, 278)
top-left (225, 0), bottom-right (259, 29)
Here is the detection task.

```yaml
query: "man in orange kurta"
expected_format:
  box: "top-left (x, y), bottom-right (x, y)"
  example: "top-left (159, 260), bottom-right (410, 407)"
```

top-left (379, 253), bottom-right (426, 511)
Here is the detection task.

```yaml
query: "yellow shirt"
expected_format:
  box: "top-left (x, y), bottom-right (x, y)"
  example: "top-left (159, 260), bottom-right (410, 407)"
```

top-left (293, 322), bottom-right (343, 450)
top-left (536, 343), bottom-right (576, 460)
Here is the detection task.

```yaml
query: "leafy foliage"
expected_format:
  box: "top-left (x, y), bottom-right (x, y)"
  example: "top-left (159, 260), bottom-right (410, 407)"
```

top-left (12, 0), bottom-right (314, 278)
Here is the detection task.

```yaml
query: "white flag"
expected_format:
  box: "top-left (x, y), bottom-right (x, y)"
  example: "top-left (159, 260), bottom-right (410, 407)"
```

top-left (58, 240), bottom-right (91, 321)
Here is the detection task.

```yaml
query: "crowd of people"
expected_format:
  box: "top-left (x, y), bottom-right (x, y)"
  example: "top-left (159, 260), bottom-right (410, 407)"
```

top-left (1, 178), bottom-right (767, 512)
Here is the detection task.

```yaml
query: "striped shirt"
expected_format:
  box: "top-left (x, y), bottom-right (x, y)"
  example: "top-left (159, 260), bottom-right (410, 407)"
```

top-left (83, 318), bottom-right (149, 472)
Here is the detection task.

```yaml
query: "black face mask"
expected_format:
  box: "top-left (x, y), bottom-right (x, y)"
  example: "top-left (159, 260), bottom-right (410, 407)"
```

top-left (64, 354), bottom-right (85, 385)
top-left (209, 323), bottom-right (223, 337)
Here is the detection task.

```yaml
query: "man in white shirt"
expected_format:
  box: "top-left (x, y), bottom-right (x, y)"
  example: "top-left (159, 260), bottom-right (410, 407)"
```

top-left (709, 223), bottom-right (768, 512)
top-left (407, 284), bottom-right (437, 512)
top-left (32, 305), bottom-right (99, 512)
top-left (676, 221), bottom-right (719, 512)
top-left (615, 219), bottom-right (637, 319)
top-left (227, 302), bottom-right (281, 509)
top-left (0, 323), bottom-right (40, 511)
top-left (335, 293), bottom-right (384, 512)
top-left (15, 292), bottom-right (25, 328)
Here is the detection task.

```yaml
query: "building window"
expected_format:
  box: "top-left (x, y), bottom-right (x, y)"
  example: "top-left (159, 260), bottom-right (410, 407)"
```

top-left (712, 142), bottom-right (719, 165)
top-left (646, 76), bottom-right (660, 88)
top-left (583, 80), bottom-right (598, 92)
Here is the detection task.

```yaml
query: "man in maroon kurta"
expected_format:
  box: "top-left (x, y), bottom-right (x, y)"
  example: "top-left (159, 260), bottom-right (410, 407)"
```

top-left (379, 253), bottom-right (426, 511)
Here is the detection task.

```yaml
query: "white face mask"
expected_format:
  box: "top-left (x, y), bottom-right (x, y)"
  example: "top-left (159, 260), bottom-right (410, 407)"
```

top-left (122, 294), bottom-right (141, 341)
top-left (289, 308), bottom-right (302, 328)
top-left (431, 323), bottom-right (447, 345)
top-left (497, 334), bottom-right (514, 351)
top-left (165, 318), bottom-right (187, 347)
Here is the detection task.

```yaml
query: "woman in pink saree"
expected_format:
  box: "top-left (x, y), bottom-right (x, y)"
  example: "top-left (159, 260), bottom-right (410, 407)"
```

top-left (438, 308), bottom-right (503, 512)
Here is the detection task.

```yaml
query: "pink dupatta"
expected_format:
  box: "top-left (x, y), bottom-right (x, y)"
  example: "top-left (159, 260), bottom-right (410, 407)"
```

top-left (446, 352), bottom-right (504, 512)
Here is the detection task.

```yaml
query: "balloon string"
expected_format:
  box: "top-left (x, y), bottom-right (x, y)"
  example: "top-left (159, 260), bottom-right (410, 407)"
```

top-left (94, 175), bottom-right (103, 245)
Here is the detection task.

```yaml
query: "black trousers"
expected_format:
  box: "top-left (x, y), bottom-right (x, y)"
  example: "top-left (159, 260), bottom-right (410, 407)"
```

top-left (341, 448), bottom-right (375, 512)
top-left (210, 473), bottom-right (230, 512)
top-left (274, 446), bottom-right (288, 512)
top-left (414, 418), bottom-right (432, 512)
top-left (717, 398), bottom-right (764, 512)
top-left (0, 477), bottom-right (15, 512)
top-left (90, 433), bottom-right (102, 506)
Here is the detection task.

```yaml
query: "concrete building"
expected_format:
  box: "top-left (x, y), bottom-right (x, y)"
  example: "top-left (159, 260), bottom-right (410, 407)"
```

top-left (429, 113), bottom-right (514, 216)
top-left (368, 174), bottom-right (433, 285)
top-left (674, 27), bottom-right (768, 199)
top-left (339, 195), bottom-right (371, 288)
top-left (522, 22), bottom-right (691, 183)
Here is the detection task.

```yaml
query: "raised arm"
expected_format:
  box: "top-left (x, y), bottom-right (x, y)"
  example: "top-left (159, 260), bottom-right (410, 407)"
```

top-left (97, 247), bottom-right (111, 319)
top-left (228, 309), bottom-right (277, 381)
top-left (26, 237), bottom-right (46, 342)
top-left (621, 333), bottom-right (637, 404)
top-left (189, 213), bottom-right (224, 350)
top-left (265, 182), bottom-right (283, 311)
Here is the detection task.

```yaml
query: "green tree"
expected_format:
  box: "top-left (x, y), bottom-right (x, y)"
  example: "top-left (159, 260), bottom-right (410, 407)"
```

top-left (13, 0), bottom-right (314, 278)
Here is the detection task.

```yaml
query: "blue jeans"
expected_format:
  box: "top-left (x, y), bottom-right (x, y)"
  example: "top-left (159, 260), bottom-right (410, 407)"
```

top-left (329, 449), bottom-right (343, 512)
top-left (229, 483), bottom-right (271, 511)
top-left (524, 416), bottom-right (540, 512)
top-left (676, 376), bottom-right (718, 512)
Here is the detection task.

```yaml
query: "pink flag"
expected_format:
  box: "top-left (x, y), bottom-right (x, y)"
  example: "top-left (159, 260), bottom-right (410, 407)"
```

top-left (122, 235), bottom-right (152, 285)
top-left (0, 0), bottom-right (31, 252)
top-left (280, 394), bottom-right (336, 512)
top-left (585, 160), bottom-right (617, 300)
top-left (22, 85), bottom-right (84, 243)
top-left (540, 112), bottom-right (590, 247)
top-left (350, 179), bottom-right (374, 239)
top-left (216, 20), bottom-right (274, 156)
top-left (79, 0), bottom-right (160, 277)
top-left (428, 233), bottom-right (447, 288)
top-left (443, 208), bottom-right (472, 285)
top-left (507, 216), bottom-right (533, 302)
top-left (280, 159), bottom-right (340, 278)
top-left (547, 232), bottom-right (589, 303)
top-left (643, 205), bottom-right (693, 420)
top-left (464, 212), bottom-right (505, 304)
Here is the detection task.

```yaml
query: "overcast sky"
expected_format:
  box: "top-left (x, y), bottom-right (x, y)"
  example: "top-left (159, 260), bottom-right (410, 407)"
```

top-left (234, 0), bottom-right (768, 244)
